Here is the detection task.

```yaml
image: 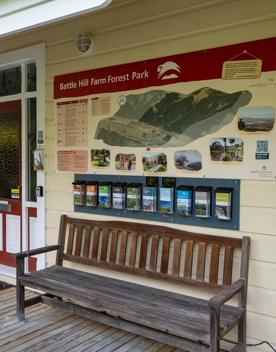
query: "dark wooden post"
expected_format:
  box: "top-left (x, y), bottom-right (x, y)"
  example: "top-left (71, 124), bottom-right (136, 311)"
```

top-left (16, 256), bottom-right (25, 320)
top-left (56, 215), bottom-right (67, 266)
top-left (238, 236), bottom-right (250, 350)
top-left (209, 306), bottom-right (220, 352)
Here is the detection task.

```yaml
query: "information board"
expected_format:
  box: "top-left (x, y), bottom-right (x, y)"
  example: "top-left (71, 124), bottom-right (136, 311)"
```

top-left (54, 37), bottom-right (276, 180)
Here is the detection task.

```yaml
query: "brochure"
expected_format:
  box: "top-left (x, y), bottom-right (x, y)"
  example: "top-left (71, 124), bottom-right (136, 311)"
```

top-left (72, 181), bottom-right (85, 205)
top-left (195, 187), bottom-right (211, 218)
top-left (98, 183), bottom-right (112, 208)
top-left (126, 184), bottom-right (141, 211)
top-left (86, 182), bottom-right (98, 207)
top-left (176, 186), bottom-right (193, 216)
top-left (112, 183), bottom-right (126, 210)
top-left (143, 186), bottom-right (157, 212)
top-left (215, 189), bottom-right (232, 220)
top-left (159, 187), bottom-right (174, 214)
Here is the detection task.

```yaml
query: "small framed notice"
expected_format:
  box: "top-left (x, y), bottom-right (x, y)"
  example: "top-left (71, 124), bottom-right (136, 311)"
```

top-left (222, 59), bottom-right (262, 79)
top-left (57, 150), bottom-right (88, 172)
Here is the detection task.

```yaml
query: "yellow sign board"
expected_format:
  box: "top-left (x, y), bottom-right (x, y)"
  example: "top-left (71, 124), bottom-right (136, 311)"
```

top-left (222, 59), bottom-right (262, 79)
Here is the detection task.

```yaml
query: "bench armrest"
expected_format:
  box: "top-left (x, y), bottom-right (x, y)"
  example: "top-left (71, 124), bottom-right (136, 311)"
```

top-left (208, 278), bottom-right (245, 310)
top-left (14, 245), bottom-right (60, 260)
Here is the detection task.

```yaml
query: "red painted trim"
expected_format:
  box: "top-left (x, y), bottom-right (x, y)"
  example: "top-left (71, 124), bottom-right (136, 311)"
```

top-left (0, 252), bottom-right (16, 267)
top-left (28, 207), bottom-right (37, 217)
top-left (0, 100), bottom-right (21, 112)
top-left (54, 36), bottom-right (276, 99)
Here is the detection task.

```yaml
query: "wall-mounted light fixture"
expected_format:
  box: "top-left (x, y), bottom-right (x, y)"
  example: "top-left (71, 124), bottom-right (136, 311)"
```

top-left (75, 33), bottom-right (94, 54)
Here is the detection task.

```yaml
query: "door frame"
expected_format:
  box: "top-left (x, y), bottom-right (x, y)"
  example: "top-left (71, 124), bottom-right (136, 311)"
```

top-left (0, 43), bottom-right (45, 275)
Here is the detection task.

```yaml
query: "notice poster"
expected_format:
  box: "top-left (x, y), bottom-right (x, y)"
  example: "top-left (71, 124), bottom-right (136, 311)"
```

top-left (57, 150), bottom-right (88, 172)
top-left (57, 99), bottom-right (88, 147)
top-left (222, 59), bottom-right (262, 79)
top-left (54, 37), bottom-right (276, 180)
top-left (92, 96), bottom-right (111, 115)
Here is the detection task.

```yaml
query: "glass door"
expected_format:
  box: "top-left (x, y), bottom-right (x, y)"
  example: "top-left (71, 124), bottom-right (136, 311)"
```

top-left (0, 100), bottom-right (22, 267)
top-left (0, 45), bottom-right (45, 274)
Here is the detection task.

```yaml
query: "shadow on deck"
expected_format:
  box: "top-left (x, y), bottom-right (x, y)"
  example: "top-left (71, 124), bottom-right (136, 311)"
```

top-left (0, 287), bottom-right (182, 352)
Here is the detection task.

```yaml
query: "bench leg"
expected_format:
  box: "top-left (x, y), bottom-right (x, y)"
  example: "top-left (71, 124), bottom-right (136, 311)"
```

top-left (210, 308), bottom-right (220, 352)
top-left (16, 257), bottom-right (25, 321)
top-left (238, 313), bottom-right (247, 351)
top-left (16, 284), bottom-right (25, 320)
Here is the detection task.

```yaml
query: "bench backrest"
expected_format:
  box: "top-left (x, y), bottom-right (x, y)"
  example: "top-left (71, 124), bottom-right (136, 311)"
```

top-left (56, 215), bottom-right (250, 289)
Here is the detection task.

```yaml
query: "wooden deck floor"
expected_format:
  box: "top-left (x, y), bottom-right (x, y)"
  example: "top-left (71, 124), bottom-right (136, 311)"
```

top-left (0, 287), bottom-right (184, 352)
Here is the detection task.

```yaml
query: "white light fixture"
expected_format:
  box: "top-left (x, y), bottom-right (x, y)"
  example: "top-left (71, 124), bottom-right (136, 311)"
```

top-left (75, 33), bottom-right (94, 54)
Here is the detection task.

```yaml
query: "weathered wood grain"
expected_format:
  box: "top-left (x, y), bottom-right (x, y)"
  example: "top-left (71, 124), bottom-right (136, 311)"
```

top-left (172, 239), bottom-right (181, 276)
top-left (0, 288), bottom-right (188, 352)
top-left (14, 215), bottom-right (250, 352)
top-left (223, 246), bottom-right (234, 285)
top-left (196, 242), bottom-right (207, 281)
top-left (209, 244), bottom-right (220, 285)
top-left (66, 224), bottom-right (75, 255)
top-left (184, 240), bottom-right (194, 279)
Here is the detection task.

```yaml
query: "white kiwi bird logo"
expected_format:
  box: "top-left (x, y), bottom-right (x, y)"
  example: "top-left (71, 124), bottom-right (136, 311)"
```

top-left (157, 61), bottom-right (181, 80)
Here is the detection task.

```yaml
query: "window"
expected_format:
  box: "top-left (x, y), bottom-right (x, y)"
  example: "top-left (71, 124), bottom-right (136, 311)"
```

top-left (0, 66), bottom-right (21, 96)
top-left (27, 98), bottom-right (37, 202)
top-left (0, 106), bottom-right (20, 198)
top-left (26, 62), bottom-right (36, 92)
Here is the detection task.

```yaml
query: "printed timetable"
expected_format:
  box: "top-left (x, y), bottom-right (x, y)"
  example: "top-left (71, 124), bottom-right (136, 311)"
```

top-left (57, 99), bottom-right (88, 148)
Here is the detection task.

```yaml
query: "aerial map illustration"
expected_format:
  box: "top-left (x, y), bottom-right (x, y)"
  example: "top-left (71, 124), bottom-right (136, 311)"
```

top-left (95, 87), bottom-right (252, 147)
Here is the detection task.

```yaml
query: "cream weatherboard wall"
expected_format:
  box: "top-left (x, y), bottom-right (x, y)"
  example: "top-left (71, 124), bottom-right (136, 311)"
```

top-left (0, 0), bottom-right (276, 350)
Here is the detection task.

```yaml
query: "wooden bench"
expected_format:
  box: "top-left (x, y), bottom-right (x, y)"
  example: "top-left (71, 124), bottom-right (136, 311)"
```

top-left (15, 215), bottom-right (250, 352)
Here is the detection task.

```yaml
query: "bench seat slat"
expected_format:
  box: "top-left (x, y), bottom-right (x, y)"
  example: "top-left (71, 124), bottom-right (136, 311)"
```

top-left (128, 232), bottom-right (137, 268)
top-left (139, 233), bottom-right (148, 270)
top-left (109, 229), bottom-right (118, 264)
top-left (33, 266), bottom-right (233, 311)
top-left (172, 239), bottom-right (181, 276)
top-left (92, 227), bottom-right (100, 259)
top-left (75, 224), bottom-right (83, 256)
top-left (184, 240), bottom-right (194, 279)
top-left (83, 226), bottom-right (91, 258)
top-left (149, 235), bottom-right (159, 272)
top-left (209, 244), bottom-right (220, 285)
top-left (196, 242), bottom-right (207, 281)
top-left (66, 224), bottom-right (75, 255)
top-left (100, 228), bottom-right (109, 261)
top-left (119, 231), bottom-right (128, 265)
top-left (223, 246), bottom-right (234, 285)
top-left (21, 266), bottom-right (243, 344)
top-left (160, 237), bottom-right (170, 274)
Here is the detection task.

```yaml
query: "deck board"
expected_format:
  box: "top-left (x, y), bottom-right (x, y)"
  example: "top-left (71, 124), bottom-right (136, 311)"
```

top-left (0, 287), bottom-right (182, 352)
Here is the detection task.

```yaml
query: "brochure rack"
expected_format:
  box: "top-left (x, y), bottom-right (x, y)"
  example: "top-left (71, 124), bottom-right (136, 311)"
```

top-left (74, 174), bottom-right (240, 230)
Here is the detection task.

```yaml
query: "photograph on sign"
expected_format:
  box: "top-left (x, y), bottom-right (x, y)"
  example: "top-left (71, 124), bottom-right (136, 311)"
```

top-left (142, 152), bottom-right (167, 173)
top-left (175, 150), bottom-right (202, 172)
top-left (115, 153), bottom-right (136, 171)
top-left (238, 106), bottom-right (275, 132)
top-left (91, 149), bottom-right (110, 168)
top-left (210, 138), bottom-right (244, 162)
